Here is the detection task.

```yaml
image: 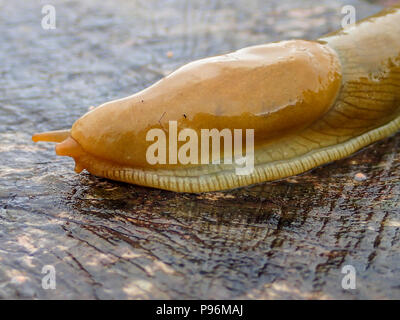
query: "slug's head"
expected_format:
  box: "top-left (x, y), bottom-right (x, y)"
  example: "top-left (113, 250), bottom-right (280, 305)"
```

top-left (32, 129), bottom-right (86, 172)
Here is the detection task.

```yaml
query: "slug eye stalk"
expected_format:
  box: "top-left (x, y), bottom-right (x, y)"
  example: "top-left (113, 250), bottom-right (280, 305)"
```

top-left (32, 129), bottom-right (71, 143)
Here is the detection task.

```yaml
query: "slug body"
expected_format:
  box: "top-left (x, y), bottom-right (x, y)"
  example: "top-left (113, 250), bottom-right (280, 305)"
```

top-left (33, 6), bottom-right (400, 193)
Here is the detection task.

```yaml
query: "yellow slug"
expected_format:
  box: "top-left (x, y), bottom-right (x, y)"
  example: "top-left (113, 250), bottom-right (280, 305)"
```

top-left (33, 6), bottom-right (400, 193)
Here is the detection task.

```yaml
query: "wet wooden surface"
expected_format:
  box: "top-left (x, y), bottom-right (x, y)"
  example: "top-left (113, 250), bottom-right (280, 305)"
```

top-left (0, 0), bottom-right (399, 299)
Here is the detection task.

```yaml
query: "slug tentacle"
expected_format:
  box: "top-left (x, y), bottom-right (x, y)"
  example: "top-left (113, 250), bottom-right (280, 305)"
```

top-left (32, 129), bottom-right (71, 143)
top-left (33, 5), bottom-right (400, 193)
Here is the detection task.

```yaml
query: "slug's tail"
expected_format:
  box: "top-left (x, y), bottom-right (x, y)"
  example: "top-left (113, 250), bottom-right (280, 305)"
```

top-left (32, 129), bottom-right (71, 143)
